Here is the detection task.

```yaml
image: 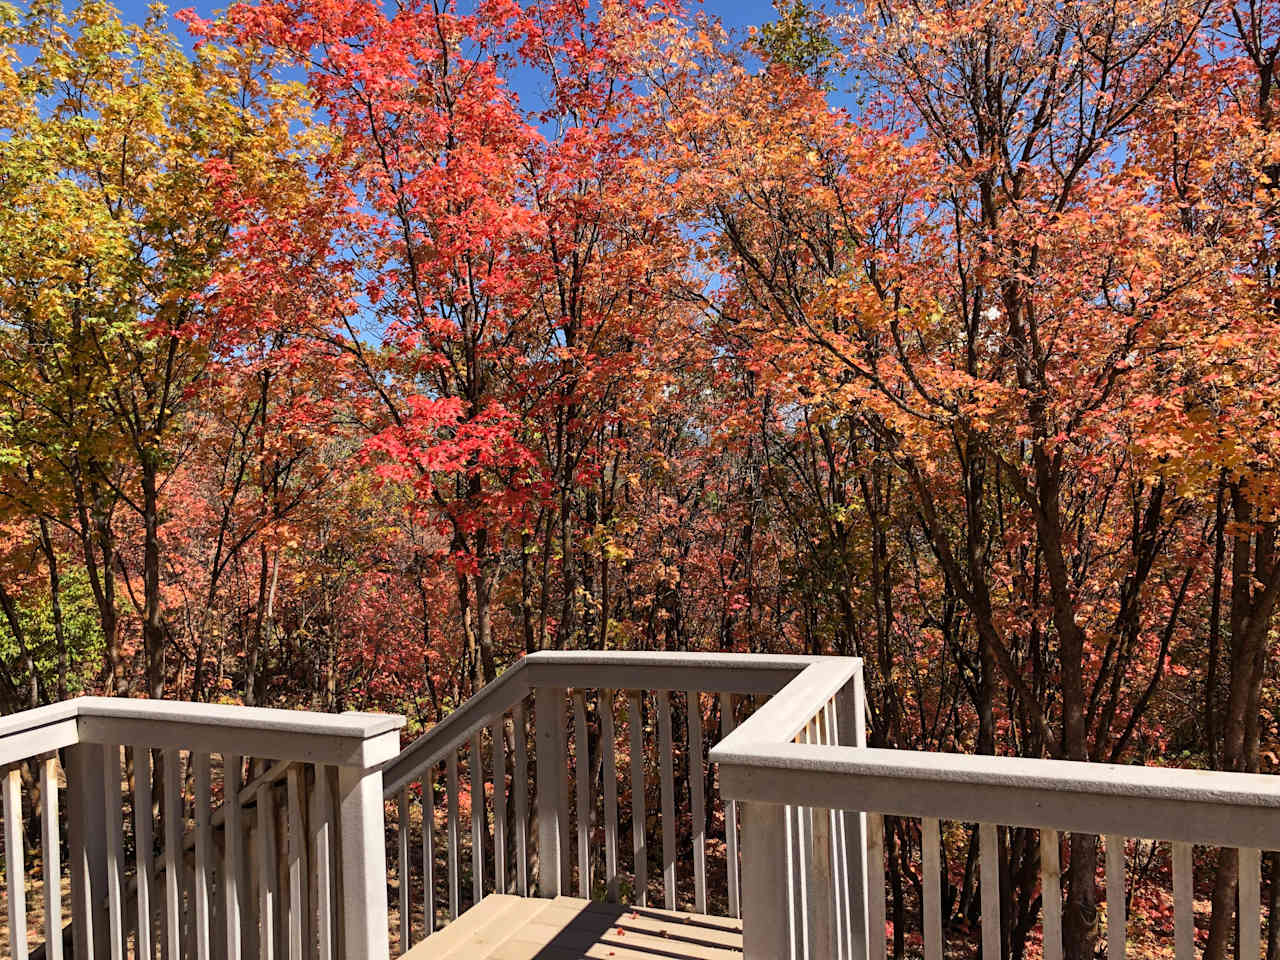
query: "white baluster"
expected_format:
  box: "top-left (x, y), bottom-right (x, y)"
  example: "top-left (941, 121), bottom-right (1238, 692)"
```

top-left (601, 691), bottom-right (619, 903)
top-left (311, 765), bottom-right (335, 960)
top-left (628, 692), bottom-right (647, 908)
top-left (446, 751), bottom-right (460, 918)
top-left (922, 817), bottom-right (942, 960)
top-left (164, 750), bottom-right (183, 960)
top-left (1041, 829), bottom-right (1063, 960)
top-left (225, 755), bottom-right (244, 960)
top-left (41, 756), bottom-right (63, 960)
top-left (194, 753), bottom-right (213, 960)
top-left (980, 823), bottom-right (1000, 960)
top-left (572, 692), bottom-right (592, 899)
top-left (286, 766), bottom-right (309, 960)
top-left (657, 691), bottom-right (677, 910)
top-left (512, 702), bottom-right (529, 898)
top-left (720, 693), bottom-right (740, 919)
top-left (1173, 842), bottom-right (1193, 960)
top-left (1104, 834), bottom-right (1125, 960)
top-left (492, 717), bottom-right (507, 896)
top-left (470, 731), bottom-right (485, 904)
top-left (1239, 847), bottom-right (1261, 960)
top-left (687, 691), bottom-right (707, 915)
top-left (5, 765), bottom-right (28, 959)
top-left (397, 787), bottom-right (409, 951)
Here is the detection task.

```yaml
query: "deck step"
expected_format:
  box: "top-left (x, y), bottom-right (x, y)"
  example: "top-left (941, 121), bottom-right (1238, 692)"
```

top-left (403, 894), bottom-right (744, 960)
top-left (402, 893), bottom-right (529, 959)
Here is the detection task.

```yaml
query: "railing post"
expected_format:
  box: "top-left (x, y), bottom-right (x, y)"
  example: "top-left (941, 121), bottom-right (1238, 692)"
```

top-left (836, 663), bottom-right (871, 960)
top-left (67, 742), bottom-right (111, 960)
top-left (534, 686), bottom-right (566, 897)
top-left (336, 725), bottom-right (403, 960)
top-left (742, 800), bottom-right (792, 958)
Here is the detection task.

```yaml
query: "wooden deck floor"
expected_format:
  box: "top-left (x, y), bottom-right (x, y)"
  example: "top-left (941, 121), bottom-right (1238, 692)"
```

top-left (404, 894), bottom-right (745, 960)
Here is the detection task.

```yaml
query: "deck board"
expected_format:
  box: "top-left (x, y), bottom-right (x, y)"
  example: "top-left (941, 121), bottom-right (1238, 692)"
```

top-left (404, 895), bottom-right (744, 960)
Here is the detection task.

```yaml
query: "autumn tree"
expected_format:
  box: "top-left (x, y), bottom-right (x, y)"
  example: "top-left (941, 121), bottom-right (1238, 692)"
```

top-left (0, 0), bottom-right (315, 699)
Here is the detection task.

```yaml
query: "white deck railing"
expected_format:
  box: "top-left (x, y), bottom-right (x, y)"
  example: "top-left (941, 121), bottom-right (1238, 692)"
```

top-left (380, 650), bottom-right (864, 956)
top-left (713, 657), bottom-right (1280, 960)
top-left (0, 697), bottom-right (402, 959)
top-left (2, 653), bottom-right (1276, 960)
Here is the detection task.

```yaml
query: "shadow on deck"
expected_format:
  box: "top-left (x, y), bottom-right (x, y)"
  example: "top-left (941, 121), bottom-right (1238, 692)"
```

top-left (404, 894), bottom-right (744, 960)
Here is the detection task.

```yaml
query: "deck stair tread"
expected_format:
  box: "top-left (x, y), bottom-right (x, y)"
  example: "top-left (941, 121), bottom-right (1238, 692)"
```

top-left (405, 893), bottom-right (529, 957)
top-left (403, 894), bottom-right (744, 960)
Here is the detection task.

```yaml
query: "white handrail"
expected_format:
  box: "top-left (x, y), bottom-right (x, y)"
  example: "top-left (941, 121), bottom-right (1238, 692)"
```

top-left (708, 656), bottom-right (1280, 960)
top-left (382, 660), bottom-right (531, 797)
top-left (715, 742), bottom-right (1280, 848)
top-left (0, 696), bottom-right (405, 960)
top-left (0, 696), bottom-right (403, 768)
top-left (382, 649), bottom-right (825, 798)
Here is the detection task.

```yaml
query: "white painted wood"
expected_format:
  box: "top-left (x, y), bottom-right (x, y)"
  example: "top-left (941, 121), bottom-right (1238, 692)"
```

top-left (68, 743), bottom-right (109, 959)
top-left (838, 669), bottom-right (871, 960)
top-left (100, 744), bottom-right (125, 960)
top-left (715, 739), bottom-right (1280, 850)
top-left (492, 717), bottom-right (507, 896)
top-left (74, 700), bottom-right (402, 771)
top-left (257, 781), bottom-right (277, 960)
top-left (446, 751), bottom-right (460, 919)
top-left (381, 651), bottom-right (824, 800)
top-left (512, 701), bottom-right (529, 897)
top-left (816, 702), bottom-right (846, 960)
top-left (421, 771), bottom-right (434, 937)
top-left (286, 766), bottom-right (309, 960)
top-left (534, 686), bottom-right (567, 898)
top-left (397, 787), bottom-right (410, 950)
top-left (980, 822), bottom-right (999, 960)
top-left (470, 730), bottom-right (486, 904)
top-left (5, 765), bottom-right (28, 959)
top-left (311, 765), bottom-right (334, 960)
top-left (720, 692), bottom-right (740, 919)
top-left (572, 692), bottom-right (592, 899)
top-left (741, 802), bottom-right (791, 959)
top-left (628, 692), bottom-right (648, 908)
top-left (194, 753), bottom-right (213, 960)
top-left (40, 756), bottom-right (63, 960)
top-left (786, 804), bottom-right (806, 959)
top-left (336, 763), bottom-right (391, 960)
top-left (0, 716), bottom-right (78, 767)
top-left (657, 691), bottom-right (677, 910)
top-left (1173, 842), bottom-right (1193, 960)
top-left (716, 660), bottom-right (864, 751)
top-left (225, 755), bottom-right (244, 960)
top-left (1041, 829), bottom-right (1063, 960)
top-left (600, 691), bottom-right (619, 902)
top-left (131, 748), bottom-right (155, 960)
top-left (164, 750), bottom-right (184, 960)
top-left (792, 721), bottom-right (815, 957)
top-left (555, 702), bottom-right (571, 897)
top-left (866, 813), bottom-right (886, 960)
top-left (246, 784), bottom-right (261, 960)
top-left (687, 690), bottom-right (708, 915)
top-left (809, 804), bottom-right (837, 960)
top-left (524, 651), bottom-right (824, 698)
top-left (922, 817), bottom-right (942, 960)
top-left (383, 668), bottom-right (531, 796)
top-left (1104, 834), bottom-right (1125, 960)
top-left (1239, 847), bottom-right (1261, 960)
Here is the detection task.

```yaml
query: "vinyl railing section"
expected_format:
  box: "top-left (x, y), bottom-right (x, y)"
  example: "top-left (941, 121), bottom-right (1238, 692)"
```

top-left (0, 697), bottom-right (402, 959)
top-left (379, 650), bottom-right (845, 954)
top-left (4, 653), bottom-right (1279, 960)
top-left (712, 658), bottom-right (1280, 960)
